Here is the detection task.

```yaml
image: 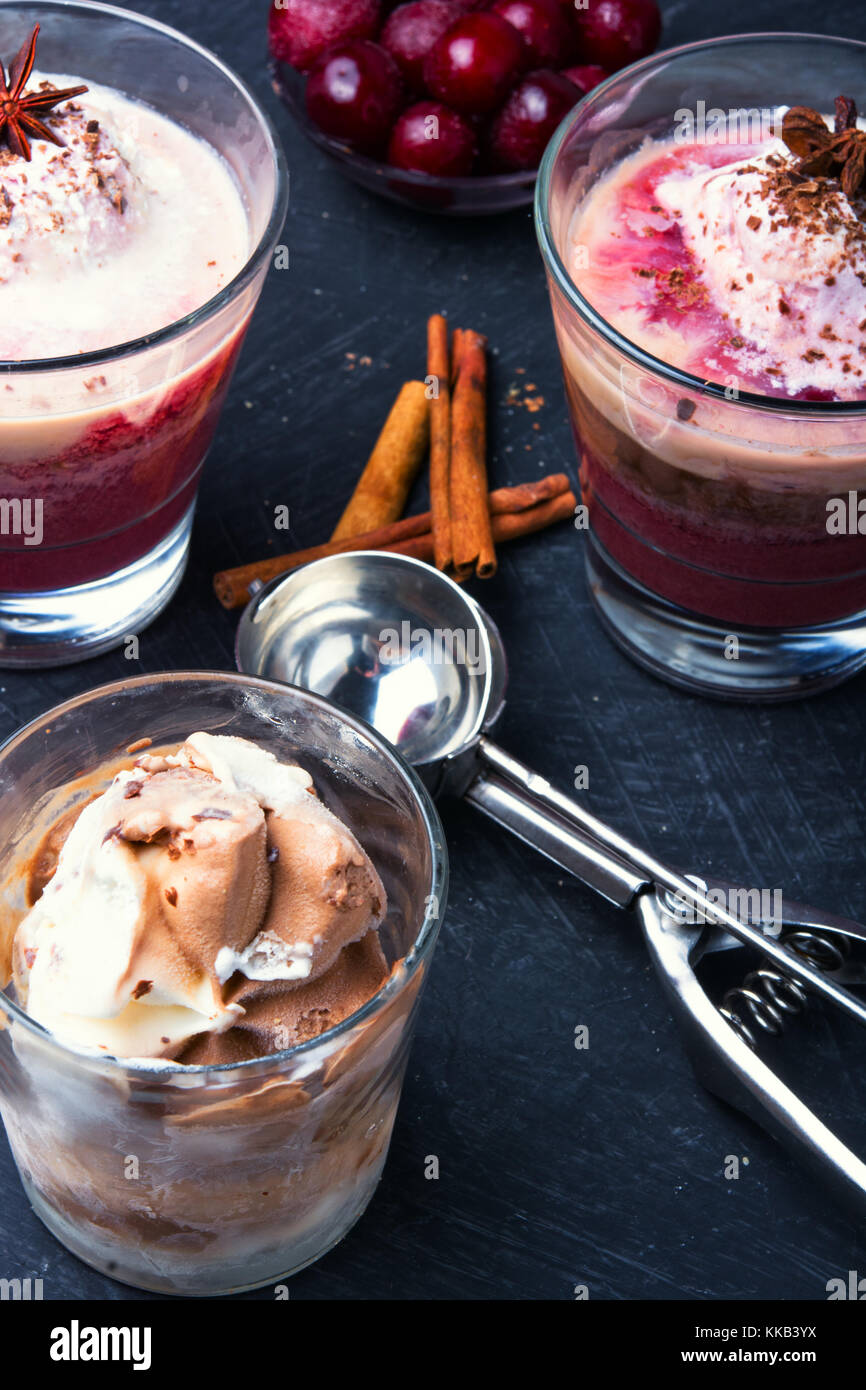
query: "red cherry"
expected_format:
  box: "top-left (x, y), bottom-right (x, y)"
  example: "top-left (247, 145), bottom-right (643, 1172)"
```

top-left (267, 0), bottom-right (382, 74)
top-left (560, 62), bottom-right (610, 95)
top-left (424, 13), bottom-right (527, 116)
top-left (381, 2), bottom-right (465, 91)
top-left (489, 0), bottom-right (574, 68)
top-left (488, 68), bottom-right (578, 170)
top-left (571, 0), bottom-right (661, 72)
top-left (306, 41), bottom-right (405, 153)
top-left (550, 0), bottom-right (586, 27)
top-left (794, 387), bottom-right (837, 401)
top-left (388, 100), bottom-right (478, 174)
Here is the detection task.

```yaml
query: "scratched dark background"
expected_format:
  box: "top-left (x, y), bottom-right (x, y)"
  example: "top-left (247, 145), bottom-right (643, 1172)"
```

top-left (2, 0), bottom-right (866, 1302)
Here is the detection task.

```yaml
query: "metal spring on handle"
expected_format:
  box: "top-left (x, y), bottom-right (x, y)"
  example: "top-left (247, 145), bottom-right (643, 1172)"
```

top-left (719, 930), bottom-right (851, 1051)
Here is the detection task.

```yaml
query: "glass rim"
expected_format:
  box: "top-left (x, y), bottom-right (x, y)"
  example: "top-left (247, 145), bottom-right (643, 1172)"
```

top-left (535, 30), bottom-right (866, 419)
top-left (0, 670), bottom-right (448, 1078)
top-left (0, 0), bottom-right (289, 375)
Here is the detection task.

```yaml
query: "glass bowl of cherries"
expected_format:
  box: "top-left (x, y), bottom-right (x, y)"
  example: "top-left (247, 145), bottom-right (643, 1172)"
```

top-left (269, 0), bottom-right (661, 215)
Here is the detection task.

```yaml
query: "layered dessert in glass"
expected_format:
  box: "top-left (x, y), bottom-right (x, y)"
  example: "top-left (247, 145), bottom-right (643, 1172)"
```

top-left (0, 674), bottom-right (445, 1295)
top-left (536, 34), bottom-right (866, 698)
top-left (0, 4), bottom-right (287, 666)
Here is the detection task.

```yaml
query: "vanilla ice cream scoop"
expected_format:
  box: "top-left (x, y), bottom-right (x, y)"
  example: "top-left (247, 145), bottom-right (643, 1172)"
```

top-left (11, 734), bottom-right (388, 1061)
top-left (12, 764), bottom-right (269, 1055)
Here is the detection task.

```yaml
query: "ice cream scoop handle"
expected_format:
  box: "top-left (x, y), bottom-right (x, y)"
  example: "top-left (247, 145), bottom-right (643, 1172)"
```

top-left (465, 758), bottom-right (648, 909)
top-left (473, 739), bottom-right (866, 1031)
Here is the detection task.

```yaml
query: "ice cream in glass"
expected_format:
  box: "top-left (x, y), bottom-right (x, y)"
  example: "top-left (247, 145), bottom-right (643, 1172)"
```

top-left (12, 733), bottom-right (390, 1063)
top-left (536, 34), bottom-right (866, 699)
top-left (0, 674), bottom-right (445, 1295)
top-left (0, 4), bottom-right (287, 666)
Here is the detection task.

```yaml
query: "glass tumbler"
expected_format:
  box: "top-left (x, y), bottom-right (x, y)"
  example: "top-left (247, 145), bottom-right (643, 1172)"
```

top-left (0, 673), bottom-right (446, 1296)
top-left (536, 34), bottom-right (866, 700)
top-left (0, 2), bottom-right (288, 667)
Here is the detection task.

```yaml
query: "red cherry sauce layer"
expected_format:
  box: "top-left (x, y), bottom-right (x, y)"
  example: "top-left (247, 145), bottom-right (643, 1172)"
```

top-left (0, 330), bottom-right (246, 593)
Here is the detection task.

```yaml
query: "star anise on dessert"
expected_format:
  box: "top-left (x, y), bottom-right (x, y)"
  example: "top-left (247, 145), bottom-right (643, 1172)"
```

top-left (781, 96), bottom-right (866, 201)
top-left (0, 23), bottom-right (88, 162)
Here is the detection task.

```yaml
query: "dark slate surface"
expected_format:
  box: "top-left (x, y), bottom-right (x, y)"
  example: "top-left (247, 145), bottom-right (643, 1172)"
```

top-left (2, 0), bottom-right (866, 1302)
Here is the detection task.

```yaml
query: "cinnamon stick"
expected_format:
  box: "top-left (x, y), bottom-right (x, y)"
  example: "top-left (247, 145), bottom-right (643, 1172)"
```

top-left (450, 329), bottom-right (495, 581)
top-left (427, 314), bottom-right (452, 572)
top-left (378, 492), bottom-right (576, 566)
top-left (331, 380), bottom-right (430, 540)
top-left (450, 328), bottom-right (465, 386)
top-left (214, 474), bottom-right (574, 610)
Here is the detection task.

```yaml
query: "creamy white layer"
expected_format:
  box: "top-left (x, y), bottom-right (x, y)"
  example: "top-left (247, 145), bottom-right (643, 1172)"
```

top-left (0, 73), bottom-right (250, 361)
top-left (655, 140), bottom-right (866, 395)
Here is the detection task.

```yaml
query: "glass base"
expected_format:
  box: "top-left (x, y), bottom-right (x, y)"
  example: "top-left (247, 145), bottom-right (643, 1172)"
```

top-left (22, 1165), bottom-right (384, 1298)
top-left (0, 506), bottom-right (194, 669)
top-left (585, 533), bottom-right (866, 701)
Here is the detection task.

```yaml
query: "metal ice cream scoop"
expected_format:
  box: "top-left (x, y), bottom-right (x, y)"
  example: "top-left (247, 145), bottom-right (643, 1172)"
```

top-left (237, 549), bottom-right (866, 1215)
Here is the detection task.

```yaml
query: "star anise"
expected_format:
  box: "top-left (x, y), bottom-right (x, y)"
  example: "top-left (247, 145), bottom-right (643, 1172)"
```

top-left (0, 23), bottom-right (88, 162)
top-left (781, 96), bottom-right (866, 201)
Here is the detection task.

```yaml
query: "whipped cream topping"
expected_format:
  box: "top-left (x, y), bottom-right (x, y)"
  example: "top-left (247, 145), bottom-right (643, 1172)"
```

top-left (0, 74), bottom-right (249, 360)
top-left (654, 138), bottom-right (866, 395)
top-left (568, 123), bottom-right (866, 400)
top-left (0, 86), bottom-right (136, 285)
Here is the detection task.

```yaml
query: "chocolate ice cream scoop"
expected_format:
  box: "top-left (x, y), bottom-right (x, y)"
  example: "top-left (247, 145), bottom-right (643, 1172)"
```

top-left (176, 931), bottom-right (392, 1065)
top-left (176, 735), bottom-right (386, 987)
top-left (166, 734), bottom-right (391, 1067)
top-left (11, 734), bottom-right (388, 1062)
